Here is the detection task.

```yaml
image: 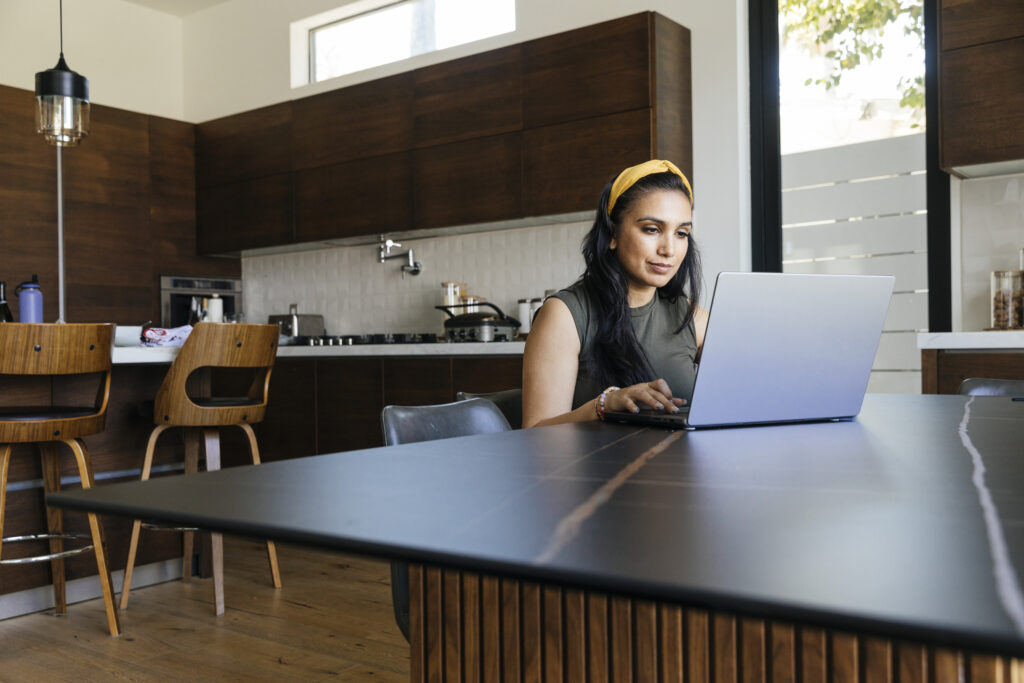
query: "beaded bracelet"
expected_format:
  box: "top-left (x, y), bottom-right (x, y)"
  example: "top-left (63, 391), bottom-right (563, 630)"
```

top-left (595, 386), bottom-right (621, 421)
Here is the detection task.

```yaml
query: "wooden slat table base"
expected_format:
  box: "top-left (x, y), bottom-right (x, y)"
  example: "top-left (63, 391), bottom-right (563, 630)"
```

top-left (409, 565), bottom-right (1020, 683)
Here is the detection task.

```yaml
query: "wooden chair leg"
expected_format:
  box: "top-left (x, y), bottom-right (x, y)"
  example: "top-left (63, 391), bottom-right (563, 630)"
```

top-left (181, 428), bottom-right (200, 583)
top-left (0, 445), bottom-right (10, 563)
top-left (66, 438), bottom-right (120, 637)
top-left (120, 425), bottom-right (168, 610)
top-left (239, 423), bottom-right (282, 589)
top-left (39, 443), bottom-right (66, 615)
top-left (203, 428), bottom-right (225, 616)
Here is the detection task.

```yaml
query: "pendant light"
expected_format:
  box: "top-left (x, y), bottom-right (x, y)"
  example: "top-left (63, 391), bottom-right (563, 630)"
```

top-left (35, 0), bottom-right (88, 324)
top-left (35, 0), bottom-right (89, 146)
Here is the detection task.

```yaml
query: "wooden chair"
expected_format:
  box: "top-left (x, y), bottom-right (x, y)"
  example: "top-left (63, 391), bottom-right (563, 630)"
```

top-left (0, 323), bottom-right (120, 636)
top-left (119, 323), bottom-right (282, 616)
top-left (380, 398), bottom-right (511, 641)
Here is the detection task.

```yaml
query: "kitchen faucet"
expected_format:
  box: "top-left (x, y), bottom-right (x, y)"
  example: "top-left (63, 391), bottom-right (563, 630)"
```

top-left (378, 235), bottom-right (423, 278)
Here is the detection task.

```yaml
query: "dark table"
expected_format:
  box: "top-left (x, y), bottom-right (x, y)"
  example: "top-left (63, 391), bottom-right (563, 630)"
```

top-left (50, 394), bottom-right (1024, 680)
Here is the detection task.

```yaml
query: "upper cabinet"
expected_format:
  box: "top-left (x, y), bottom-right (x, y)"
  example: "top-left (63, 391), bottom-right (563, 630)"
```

top-left (196, 12), bottom-right (691, 255)
top-left (939, 0), bottom-right (1024, 176)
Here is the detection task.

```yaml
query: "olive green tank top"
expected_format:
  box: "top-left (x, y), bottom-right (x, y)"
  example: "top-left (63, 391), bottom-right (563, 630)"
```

top-left (551, 281), bottom-right (699, 409)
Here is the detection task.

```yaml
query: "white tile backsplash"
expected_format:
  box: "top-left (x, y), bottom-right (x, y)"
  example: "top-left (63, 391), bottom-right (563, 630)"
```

top-left (242, 220), bottom-right (591, 335)
top-left (959, 174), bottom-right (1024, 331)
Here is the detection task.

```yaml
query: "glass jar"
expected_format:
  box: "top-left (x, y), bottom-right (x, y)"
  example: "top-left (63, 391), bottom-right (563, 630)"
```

top-left (990, 270), bottom-right (1024, 329)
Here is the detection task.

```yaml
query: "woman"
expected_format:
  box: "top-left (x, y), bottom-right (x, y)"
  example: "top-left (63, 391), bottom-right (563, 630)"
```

top-left (522, 159), bottom-right (709, 428)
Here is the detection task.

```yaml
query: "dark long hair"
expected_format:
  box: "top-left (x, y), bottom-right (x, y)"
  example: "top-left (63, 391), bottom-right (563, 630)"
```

top-left (579, 171), bottom-right (702, 388)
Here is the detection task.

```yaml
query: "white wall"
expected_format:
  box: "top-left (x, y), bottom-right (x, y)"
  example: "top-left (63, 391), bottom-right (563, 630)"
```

top-left (0, 0), bottom-right (185, 119)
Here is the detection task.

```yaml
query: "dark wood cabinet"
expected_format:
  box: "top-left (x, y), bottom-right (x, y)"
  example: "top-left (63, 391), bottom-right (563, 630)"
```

top-left (413, 133), bottom-right (522, 229)
top-left (452, 357), bottom-right (522, 395)
top-left (523, 109), bottom-right (653, 216)
top-left (195, 102), bottom-right (292, 188)
top-left (938, 2), bottom-right (1024, 174)
top-left (921, 349), bottom-right (1024, 394)
top-left (522, 14), bottom-right (651, 129)
top-left (413, 46), bottom-right (522, 148)
top-left (294, 152), bottom-right (412, 242)
top-left (939, 37), bottom-right (1024, 172)
top-left (941, 0), bottom-right (1024, 51)
top-left (195, 12), bottom-right (691, 252)
top-left (292, 73), bottom-right (413, 171)
top-left (317, 358), bottom-right (384, 453)
top-left (197, 173), bottom-right (293, 254)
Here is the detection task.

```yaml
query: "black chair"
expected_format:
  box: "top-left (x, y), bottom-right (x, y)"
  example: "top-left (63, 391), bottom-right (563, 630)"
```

top-left (957, 378), bottom-right (1024, 397)
top-left (455, 388), bottom-right (522, 429)
top-left (379, 398), bottom-right (511, 641)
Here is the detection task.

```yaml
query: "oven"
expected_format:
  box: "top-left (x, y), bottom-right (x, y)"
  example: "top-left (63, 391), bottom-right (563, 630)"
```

top-left (160, 275), bottom-right (242, 327)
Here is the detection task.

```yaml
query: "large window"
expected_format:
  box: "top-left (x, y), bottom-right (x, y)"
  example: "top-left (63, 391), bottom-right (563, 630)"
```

top-left (307, 0), bottom-right (516, 84)
top-left (750, 0), bottom-right (949, 394)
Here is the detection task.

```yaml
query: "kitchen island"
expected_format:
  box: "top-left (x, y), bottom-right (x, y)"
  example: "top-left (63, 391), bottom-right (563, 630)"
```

top-left (0, 342), bottom-right (523, 620)
top-left (50, 394), bottom-right (1024, 680)
top-left (918, 332), bottom-right (1024, 393)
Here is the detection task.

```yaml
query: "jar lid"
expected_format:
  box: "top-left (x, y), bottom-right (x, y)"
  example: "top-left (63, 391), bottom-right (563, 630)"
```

top-left (518, 298), bottom-right (530, 303)
top-left (992, 270), bottom-right (1024, 276)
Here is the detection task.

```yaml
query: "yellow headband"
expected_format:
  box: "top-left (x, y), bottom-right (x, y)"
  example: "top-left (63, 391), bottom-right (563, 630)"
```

top-left (607, 159), bottom-right (693, 216)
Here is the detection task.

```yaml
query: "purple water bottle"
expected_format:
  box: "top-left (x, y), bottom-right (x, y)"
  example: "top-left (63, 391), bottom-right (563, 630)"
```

top-left (15, 274), bottom-right (43, 323)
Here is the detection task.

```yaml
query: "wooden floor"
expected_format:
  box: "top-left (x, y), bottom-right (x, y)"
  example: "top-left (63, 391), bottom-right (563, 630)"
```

top-left (0, 538), bottom-right (410, 681)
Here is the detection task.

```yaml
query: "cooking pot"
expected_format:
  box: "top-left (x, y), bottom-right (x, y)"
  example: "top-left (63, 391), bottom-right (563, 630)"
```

top-left (436, 303), bottom-right (520, 342)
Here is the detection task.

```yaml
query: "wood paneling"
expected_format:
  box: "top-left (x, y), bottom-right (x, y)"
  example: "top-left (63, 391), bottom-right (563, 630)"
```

top-left (522, 14), bottom-right (651, 129)
top-left (197, 173), bottom-right (293, 254)
top-left (292, 74), bottom-right (413, 171)
top-left (523, 109), bottom-right (653, 217)
top-left (939, 37), bottom-right (1024, 172)
top-left (920, 349), bottom-right (1024, 394)
top-left (0, 84), bottom-right (237, 325)
top-left (64, 104), bottom-right (152, 323)
top-left (413, 46), bottom-right (522, 148)
top-left (148, 116), bottom-right (239, 320)
top-left (941, 0), bottom-right (1024, 51)
top-left (195, 102), bottom-right (292, 188)
top-left (414, 568), bottom-right (1024, 682)
top-left (293, 152), bottom-right (412, 242)
top-left (413, 133), bottom-right (521, 230)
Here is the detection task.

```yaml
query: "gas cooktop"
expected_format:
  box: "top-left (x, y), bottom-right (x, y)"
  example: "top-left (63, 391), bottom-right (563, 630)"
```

top-left (292, 333), bottom-right (438, 346)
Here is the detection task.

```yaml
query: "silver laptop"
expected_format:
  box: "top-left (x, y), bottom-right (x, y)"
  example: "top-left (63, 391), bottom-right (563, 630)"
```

top-left (604, 272), bottom-right (895, 430)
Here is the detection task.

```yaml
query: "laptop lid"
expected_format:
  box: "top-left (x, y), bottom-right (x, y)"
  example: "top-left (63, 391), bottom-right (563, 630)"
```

top-left (683, 272), bottom-right (894, 428)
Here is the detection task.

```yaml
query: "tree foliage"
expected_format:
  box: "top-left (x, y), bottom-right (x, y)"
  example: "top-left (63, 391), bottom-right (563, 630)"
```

top-left (780, 0), bottom-right (924, 116)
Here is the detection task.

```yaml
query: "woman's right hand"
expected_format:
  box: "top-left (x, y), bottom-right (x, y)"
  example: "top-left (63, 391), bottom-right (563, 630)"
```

top-left (604, 379), bottom-right (686, 415)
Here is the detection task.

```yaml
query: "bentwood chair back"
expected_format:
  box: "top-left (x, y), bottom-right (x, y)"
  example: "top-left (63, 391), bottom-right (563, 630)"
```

top-left (120, 323), bottom-right (282, 616)
top-left (380, 398), bottom-right (511, 641)
top-left (957, 378), bottom-right (1024, 397)
top-left (153, 322), bottom-right (278, 426)
top-left (0, 323), bottom-right (120, 636)
top-left (455, 388), bottom-right (522, 429)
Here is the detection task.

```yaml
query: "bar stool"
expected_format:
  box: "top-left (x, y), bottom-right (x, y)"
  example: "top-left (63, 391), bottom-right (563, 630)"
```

top-left (0, 323), bottom-right (120, 636)
top-left (119, 322), bottom-right (282, 616)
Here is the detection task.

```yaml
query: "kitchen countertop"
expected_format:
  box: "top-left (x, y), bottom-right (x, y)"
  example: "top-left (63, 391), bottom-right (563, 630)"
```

top-left (112, 341), bottom-right (526, 364)
top-left (917, 331), bottom-right (1024, 350)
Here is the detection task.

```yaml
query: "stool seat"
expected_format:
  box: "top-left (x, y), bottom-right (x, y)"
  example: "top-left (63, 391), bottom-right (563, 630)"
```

top-left (0, 323), bottom-right (120, 637)
top-left (0, 407), bottom-right (100, 421)
top-left (191, 397), bottom-right (263, 408)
